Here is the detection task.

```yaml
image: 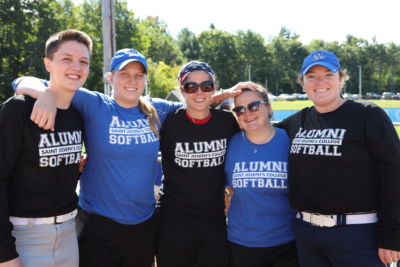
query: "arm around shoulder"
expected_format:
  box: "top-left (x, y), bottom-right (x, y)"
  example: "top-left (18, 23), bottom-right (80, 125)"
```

top-left (13, 77), bottom-right (48, 99)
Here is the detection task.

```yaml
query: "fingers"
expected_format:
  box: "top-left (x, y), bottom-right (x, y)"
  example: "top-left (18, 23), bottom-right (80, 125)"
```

top-left (31, 108), bottom-right (54, 130)
top-left (79, 154), bottom-right (88, 173)
top-left (378, 248), bottom-right (400, 265)
top-left (30, 91), bottom-right (57, 131)
top-left (44, 113), bottom-right (55, 131)
top-left (378, 248), bottom-right (387, 264)
top-left (232, 81), bottom-right (259, 91)
top-left (224, 89), bottom-right (241, 97)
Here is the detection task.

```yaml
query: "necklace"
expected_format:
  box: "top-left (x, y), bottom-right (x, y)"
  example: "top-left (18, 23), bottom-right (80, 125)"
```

top-left (242, 131), bottom-right (258, 153)
top-left (185, 111), bottom-right (211, 125)
top-left (242, 129), bottom-right (275, 153)
top-left (253, 145), bottom-right (258, 153)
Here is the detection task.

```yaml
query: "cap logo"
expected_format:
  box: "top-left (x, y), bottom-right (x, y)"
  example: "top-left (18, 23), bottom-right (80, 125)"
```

top-left (312, 52), bottom-right (326, 61)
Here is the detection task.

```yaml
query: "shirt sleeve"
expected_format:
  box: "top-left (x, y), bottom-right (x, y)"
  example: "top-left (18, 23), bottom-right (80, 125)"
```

top-left (148, 97), bottom-right (184, 124)
top-left (364, 105), bottom-right (400, 250)
top-left (12, 77), bottom-right (49, 91)
top-left (0, 98), bottom-right (25, 262)
top-left (230, 113), bottom-right (241, 135)
top-left (71, 88), bottom-right (104, 119)
top-left (224, 139), bottom-right (234, 188)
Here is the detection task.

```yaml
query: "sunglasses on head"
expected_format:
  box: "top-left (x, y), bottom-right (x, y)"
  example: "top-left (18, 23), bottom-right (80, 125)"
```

top-left (232, 101), bottom-right (267, 116)
top-left (182, 80), bottom-right (215, 94)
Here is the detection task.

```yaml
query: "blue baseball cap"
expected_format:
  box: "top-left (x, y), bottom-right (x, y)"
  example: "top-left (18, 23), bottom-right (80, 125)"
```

top-left (110, 48), bottom-right (148, 73)
top-left (302, 50), bottom-right (340, 75)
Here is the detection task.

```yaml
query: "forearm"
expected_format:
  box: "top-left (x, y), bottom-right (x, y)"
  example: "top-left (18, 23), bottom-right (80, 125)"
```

top-left (212, 81), bottom-right (260, 105)
top-left (13, 77), bottom-right (47, 99)
top-left (0, 257), bottom-right (21, 266)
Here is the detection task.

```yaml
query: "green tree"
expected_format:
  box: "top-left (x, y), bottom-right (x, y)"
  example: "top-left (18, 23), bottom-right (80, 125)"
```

top-left (197, 29), bottom-right (241, 88)
top-left (141, 16), bottom-right (183, 65)
top-left (235, 30), bottom-right (270, 86)
top-left (0, 0), bottom-right (65, 101)
top-left (147, 60), bottom-right (180, 98)
top-left (266, 27), bottom-right (307, 95)
top-left (177, 28), bottom-right (200, 61)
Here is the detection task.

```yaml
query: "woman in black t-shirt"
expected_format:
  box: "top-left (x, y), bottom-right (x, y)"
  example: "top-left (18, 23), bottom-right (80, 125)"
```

top-left (278, 50), bottom-right (400, 266)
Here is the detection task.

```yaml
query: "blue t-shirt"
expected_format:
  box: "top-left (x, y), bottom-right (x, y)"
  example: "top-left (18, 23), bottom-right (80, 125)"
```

top-left (72, 89), bottom-right (181, 224)
top-left (225, 127), bottom-right (296, 247)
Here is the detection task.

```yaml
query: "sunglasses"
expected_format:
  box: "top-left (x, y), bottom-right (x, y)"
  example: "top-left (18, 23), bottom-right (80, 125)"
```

top-left (182, 80), bottom-right (215, 94)
top-left (232, 101), bottom-right (267, 116)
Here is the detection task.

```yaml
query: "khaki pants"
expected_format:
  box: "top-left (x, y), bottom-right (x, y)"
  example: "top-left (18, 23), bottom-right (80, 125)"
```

top-left (12, 218), bottom-right (78, 267)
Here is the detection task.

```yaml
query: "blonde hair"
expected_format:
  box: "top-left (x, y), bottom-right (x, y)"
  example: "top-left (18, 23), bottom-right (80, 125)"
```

top-left (138, 96), bottom-right (161, 138)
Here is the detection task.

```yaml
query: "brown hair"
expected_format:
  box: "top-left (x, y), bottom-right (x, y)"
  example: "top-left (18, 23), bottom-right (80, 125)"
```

top-left (237, 84), bottom-right (270, 104)
top-left (297, 69), bottom-right (349, 89)
top-left (45, 29), bottom-right (93, 59)
top-left (138, 96), bottom-right (161, 138)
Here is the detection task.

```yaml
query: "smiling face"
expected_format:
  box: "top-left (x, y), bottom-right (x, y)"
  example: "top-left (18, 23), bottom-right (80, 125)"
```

top-left (234, 91), bottom-right (271, 133)
top-left (108, 61), bottom-right (146, 108)
top-left (303, 65), bottom-right (344, 113)
top-left (181, 70), bottom-right (215, 118)
top-left (44, 40), bottom-right (90, 92)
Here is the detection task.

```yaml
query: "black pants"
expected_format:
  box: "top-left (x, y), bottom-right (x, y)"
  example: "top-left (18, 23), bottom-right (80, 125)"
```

top-left (77, 209), bottom-right (160, 267)
top-left (157, 212), bottom-right (228, 267)
top-left (229, 240), bottom-right (299, 267)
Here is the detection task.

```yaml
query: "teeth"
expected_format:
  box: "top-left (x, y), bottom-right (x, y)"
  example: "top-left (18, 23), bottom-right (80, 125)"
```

top-left (126, 88), bottom-right (137, 91)
top-left (245, 117), bottom-right (257, 123)
top-left (315, 88), bottom-right (328, 93)
top-left (66, 74), bottom-right (80, 79)
top-left (194, 99), bottom-right (205, 102)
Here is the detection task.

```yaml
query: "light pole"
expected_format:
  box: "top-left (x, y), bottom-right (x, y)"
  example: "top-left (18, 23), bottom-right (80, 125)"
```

top-left (358, 64), bottom-right (362, 96)
top-left (248, 64), bottom-right (251, 81)
top-left (102, 0), bottom-right (116, 96)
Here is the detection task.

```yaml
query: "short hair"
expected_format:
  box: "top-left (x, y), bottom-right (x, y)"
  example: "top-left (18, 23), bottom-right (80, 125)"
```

top-left (45, 29), bottom-right (93, 59)
top-left (238, 84), bottom-right (270, 104)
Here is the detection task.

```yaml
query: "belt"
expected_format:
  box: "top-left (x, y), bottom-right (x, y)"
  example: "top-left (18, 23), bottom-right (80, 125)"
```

top-left (10, 209), bottom-right (78, 226)
top-left (297, 211), bottom-right (378, 227)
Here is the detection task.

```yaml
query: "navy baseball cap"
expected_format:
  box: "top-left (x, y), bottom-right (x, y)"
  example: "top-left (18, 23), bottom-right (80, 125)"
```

top-left (110, 48), bottom-right (148, 73)
top-left (302, 50), bottom-right (340, 75)
top-left (178, 61), bottom-right (215, 85)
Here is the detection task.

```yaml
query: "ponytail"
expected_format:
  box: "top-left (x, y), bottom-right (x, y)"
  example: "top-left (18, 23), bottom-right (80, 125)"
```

top-left (138, 96), bottom-right (161, 138)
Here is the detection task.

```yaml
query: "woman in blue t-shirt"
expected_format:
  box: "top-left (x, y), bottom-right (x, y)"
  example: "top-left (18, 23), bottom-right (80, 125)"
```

top-left (225, 86), bottom-right (298, 267)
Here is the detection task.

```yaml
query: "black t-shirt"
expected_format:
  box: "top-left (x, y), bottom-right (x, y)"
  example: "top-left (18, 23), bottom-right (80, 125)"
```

top-left (277, 100), bottom-right (400, 250)
top-left (0, 95), bottom-right (83, 261)
top-left (160, 108), bottom-right (240, 218)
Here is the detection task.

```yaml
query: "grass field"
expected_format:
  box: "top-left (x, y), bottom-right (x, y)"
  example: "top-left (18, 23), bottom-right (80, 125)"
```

top-left (271, 100), bottom-right (400, 137)
top-left (271, 100), bottom-right (400, 110)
